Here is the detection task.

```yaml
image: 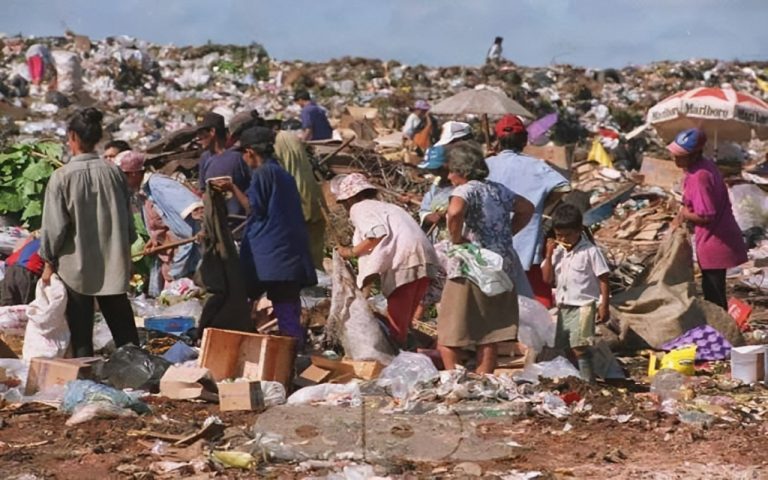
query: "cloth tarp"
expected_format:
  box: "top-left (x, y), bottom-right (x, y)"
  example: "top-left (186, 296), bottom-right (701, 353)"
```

top-left (611, 228), bottom-right (744, 350)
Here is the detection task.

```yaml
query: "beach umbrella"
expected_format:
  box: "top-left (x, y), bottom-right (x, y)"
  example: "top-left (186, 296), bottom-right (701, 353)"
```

top-left (647, 83), bottom-right (768, 144)
top-left (430, 88), bottom-right (534, 118)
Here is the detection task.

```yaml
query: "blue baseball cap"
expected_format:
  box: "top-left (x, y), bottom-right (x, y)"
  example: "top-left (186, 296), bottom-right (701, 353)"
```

top-left (667, 128), bottom-right (707, 155)
top-left (418, 146), bottom-right (447, 169)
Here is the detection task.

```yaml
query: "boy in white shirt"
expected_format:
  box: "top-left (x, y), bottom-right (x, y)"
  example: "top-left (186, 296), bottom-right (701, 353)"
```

top-left (541, 204), bottom-right (610, 383)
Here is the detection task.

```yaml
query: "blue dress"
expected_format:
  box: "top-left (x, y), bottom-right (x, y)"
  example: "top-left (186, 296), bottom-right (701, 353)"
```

top-left (239, 158), bottom-right (317, 288)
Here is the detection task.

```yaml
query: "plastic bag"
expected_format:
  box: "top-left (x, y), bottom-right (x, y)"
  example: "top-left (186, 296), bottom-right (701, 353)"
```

top-left (98, 345), bottom-right (172, 393)
top-left (517, 296), bottom-right (556, 354)
top-left (648, 345), bottom-right (697, 377)
top-left (260, 381), bottom-right (286, 407)
top-left (65, 400), bottom-right (139, 426)
top-left (23, 275), bottom-right (70, 360)
top-left (327, 251), bottom-right (395, 364)
top-left (286, 383), bottom-right (361, 406)
top-left (51, 50), bottom-right (83, 94)
top-left (446, 244), bottom-right (514, 296)
top-left (61, 379), bottom-right (150, 415)
top-left (376, 351), bottom-right (439, 400)
top-left (514, 356), bottom-right (581, 385)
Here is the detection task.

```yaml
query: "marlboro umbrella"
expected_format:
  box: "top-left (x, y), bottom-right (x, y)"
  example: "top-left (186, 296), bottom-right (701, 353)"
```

top-left (430, 88), bottom-right (534, 118)
top-left (647, 83), bottom-right (768, 143)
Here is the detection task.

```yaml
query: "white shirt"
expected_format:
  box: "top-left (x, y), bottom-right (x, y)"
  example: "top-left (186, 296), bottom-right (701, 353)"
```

top-left (552, 236), bottom-right (610, 306)
top-left (487, 44), bottom-right (502, 61)
top-left (402, 113), bottom-right (422, 138)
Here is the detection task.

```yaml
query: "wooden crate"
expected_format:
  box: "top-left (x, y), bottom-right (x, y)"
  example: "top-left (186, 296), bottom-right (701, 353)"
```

top-left (199, 328), bottom-right (296, 389)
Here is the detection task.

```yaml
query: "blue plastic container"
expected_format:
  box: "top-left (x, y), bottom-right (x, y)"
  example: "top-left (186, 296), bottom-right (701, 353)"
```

top-left (144, 316), bottom-right (195, 334)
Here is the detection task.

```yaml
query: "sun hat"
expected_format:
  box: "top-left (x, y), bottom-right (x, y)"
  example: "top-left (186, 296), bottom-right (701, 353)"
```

top-left (333, 173), bottom-right (378, 201)
top-left (412, 99), bottom-right (430, 111)
top-left (115, 151), bottom-right (145, 173)
top-left (435, 121), bottom-right (471, 146)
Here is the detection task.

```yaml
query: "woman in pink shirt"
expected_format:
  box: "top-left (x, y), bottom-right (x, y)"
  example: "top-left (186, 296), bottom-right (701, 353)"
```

top-left (670, 128), bottom-right (747, 309)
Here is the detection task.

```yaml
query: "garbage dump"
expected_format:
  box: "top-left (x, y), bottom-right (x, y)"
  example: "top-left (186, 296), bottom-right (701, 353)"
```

top-left (0, 30), bottom-right (768, 479)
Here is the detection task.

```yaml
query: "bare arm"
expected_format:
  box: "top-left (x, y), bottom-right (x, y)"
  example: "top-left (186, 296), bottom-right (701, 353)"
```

top-left (540, 238), bottom-right (556, 286)
top-left (511, 195), bottom-right (535, 235)
top-left (446, 196), bottom-right (468, 244)
top-left (598, 273), bottom-right (611, 322)
top-left (211, 178), bottom-right (251, 215)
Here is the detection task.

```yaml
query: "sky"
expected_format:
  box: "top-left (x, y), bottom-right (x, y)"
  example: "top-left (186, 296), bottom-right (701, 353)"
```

top-left (2, 0), bottom-right (767, 68)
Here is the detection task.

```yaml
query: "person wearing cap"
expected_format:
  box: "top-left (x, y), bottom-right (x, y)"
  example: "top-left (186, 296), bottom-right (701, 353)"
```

top-left (334, 173), bottom-right (439, 348)
top-left (274, 129), bottom-right (328, 270)
top-left (211, 127), bottom-right (317, 346)
top-left (670, 128), bottom-right (747, 310)
top-left (435, 121), bottom-right (473, 147)
top-left (486, 114), bottom-right (570, 308)
top-left (402, 100), bottom-right (439, 153)
top-left (227, 110), bottom-right (263, 147)
top-left (196, 111), bottom-right (251, 217)
top-left (418, 146), bottom-right (453, 241)
top-left (294, 90), bottom-right (333, 141)
top-left (118, 151), bottom-right (204, 296)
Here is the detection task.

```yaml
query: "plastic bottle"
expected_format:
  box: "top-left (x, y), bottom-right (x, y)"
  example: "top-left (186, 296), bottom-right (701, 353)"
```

top-left (650, 369), bottom-right (687, 401)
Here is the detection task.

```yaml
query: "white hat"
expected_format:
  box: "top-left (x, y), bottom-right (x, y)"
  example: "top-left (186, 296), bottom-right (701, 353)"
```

top-left (333, 173), bottom-right (378, 201)
top-left (435, 121), bottom-right (471, 146)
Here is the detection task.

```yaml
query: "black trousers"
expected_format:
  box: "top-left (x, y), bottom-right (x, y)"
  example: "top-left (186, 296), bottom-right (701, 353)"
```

top-left (65, 287), bottom-right (139, 358)
top-left (0, 265), bottom-right (38, 306)
top-left (701, 269), bottom-right (727, 310)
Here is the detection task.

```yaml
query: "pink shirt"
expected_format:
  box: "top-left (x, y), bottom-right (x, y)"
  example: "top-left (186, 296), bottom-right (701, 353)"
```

top-left (683, 158), bottom-right (747, 270)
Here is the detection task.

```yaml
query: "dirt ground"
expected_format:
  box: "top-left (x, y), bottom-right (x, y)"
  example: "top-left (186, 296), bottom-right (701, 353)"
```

top-left (2, 383), bottom-right (767, 480)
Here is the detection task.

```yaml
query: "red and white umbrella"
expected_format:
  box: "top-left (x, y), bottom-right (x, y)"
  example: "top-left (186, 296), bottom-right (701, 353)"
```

top-left (647, 83), bottom-right (768, 143)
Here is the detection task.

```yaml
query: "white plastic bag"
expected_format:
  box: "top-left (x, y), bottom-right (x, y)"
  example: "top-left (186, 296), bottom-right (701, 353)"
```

top-left (22, 275), bottom-right (70, 359)
top-left (376, 351), bottom-right (439, 400)
top-left (446, 244), bottom-right (514, 296)
top-left (286, 382), bottom-right (361, 406)
top-left (260, 381), bottom-right (287, 407)
top-left (0, 304), bottom-right (30, 336)
top-left (51, 50), bottom-right (83, 95)
top-left (517, 296), bottom-right (556, 354)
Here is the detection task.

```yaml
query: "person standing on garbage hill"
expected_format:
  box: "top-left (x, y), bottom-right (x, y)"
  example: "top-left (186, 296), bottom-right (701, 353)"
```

top-left (541, 204), bottom-right (610, 383)
top-left (274, 129), bottom-right (328, 270)
top-left (437, 141), bottom-right (534, 374)
top-left (334, 173), bottom-right (440, 348)
top-left (486, 37), bottom-right (503, 65)
top-left (196, 112), bottom-right (251, 217)
top-left (486, 115), bottom-right (571, 308)
top-left (402, 100), bottom-right (439, 154)
top-left (39, 108), bottom-right (140, 357)
top-left (294, 90), bottom-right (334, 141)
top-left (210, 127), bottom-right (317, 348)
top-left (25, 43), bottom-right (57, 94)
top-left (669, 128), bottom-right (747, 310)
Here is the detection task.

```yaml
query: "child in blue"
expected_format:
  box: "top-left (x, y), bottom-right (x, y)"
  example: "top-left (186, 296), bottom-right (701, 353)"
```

top-left (541, 204), bottom-right (610, 383)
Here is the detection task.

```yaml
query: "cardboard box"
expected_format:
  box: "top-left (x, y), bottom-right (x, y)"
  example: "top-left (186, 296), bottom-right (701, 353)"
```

top-left (523, 144), bottom-right (574, 173)
top-left (731, 346), bottom-right (767, 383)
top-left (25, 357), bottom-right (102, 395)
top-left (310, 356), bottom-right (384, 381)
top-left (298, 364), bottom-right (333, 385)
top-left (640, 156), bottom-right (684, 191)
top-left (0, 337), bottom-right (18, 359)
top-left (217, 381), bottom-right (265, 412)
top-left (200, 329), bottom-right (296, 389)
top-left (0, 367), bottom-right (6, 382)
top-left (160, 366), bottom-right (218, 402)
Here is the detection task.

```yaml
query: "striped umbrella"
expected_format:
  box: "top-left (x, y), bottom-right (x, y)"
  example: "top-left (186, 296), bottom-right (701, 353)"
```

top-left (647, 83), bottom-right (768, 143)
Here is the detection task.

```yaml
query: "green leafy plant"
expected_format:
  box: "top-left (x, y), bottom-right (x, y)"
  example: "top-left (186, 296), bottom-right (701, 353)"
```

top-left (0, 142), bottom-right (63, 229)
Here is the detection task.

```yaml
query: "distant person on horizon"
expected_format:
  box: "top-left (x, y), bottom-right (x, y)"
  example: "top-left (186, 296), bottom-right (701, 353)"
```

top-left (486, 37), bottom-right (503, 65)
top-left (294, 90), bottom-right (333, 142)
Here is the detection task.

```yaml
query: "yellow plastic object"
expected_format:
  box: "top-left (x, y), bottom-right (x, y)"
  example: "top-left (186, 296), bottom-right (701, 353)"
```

top-left (587, 138), bottom-right (614, 168)
top-left (648, 345), bottom-right (697, 377)
top-left (211, 451), bottom-right (256, 469)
